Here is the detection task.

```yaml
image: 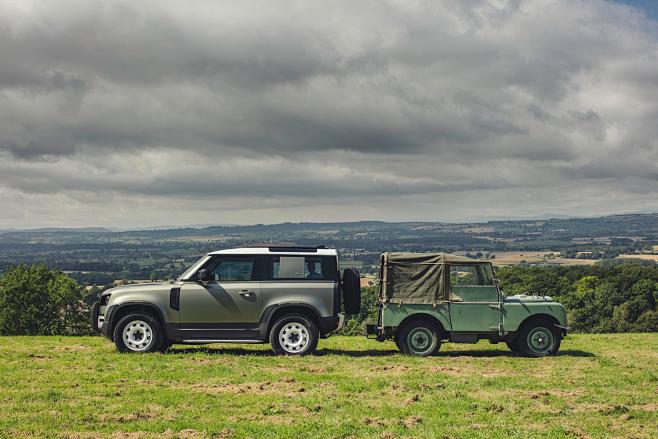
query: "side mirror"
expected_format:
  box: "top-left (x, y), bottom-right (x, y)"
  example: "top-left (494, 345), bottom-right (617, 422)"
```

top-left (197, 269), bottom-right (211, 282)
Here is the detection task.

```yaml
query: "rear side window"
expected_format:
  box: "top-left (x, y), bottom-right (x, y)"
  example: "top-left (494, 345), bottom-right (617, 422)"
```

top-left (266, 255), bottom-right (337, 281)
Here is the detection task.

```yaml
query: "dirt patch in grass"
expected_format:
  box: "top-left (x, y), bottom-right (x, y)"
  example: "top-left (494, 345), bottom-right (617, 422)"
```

top-left (53, 345), bottom-right (91, 352)
top-left (230, 404), bottom-right (317, 426)
top-left (371, 365), bottom-right (409, 373)
top-left (189, 379), bottom-right (306, 396)
top-left (174, 429), bottom-right (207, 438)
top-left (402, 415), bottom-right (422, 428)
top-left (100, 404), bottom-right (176, 423)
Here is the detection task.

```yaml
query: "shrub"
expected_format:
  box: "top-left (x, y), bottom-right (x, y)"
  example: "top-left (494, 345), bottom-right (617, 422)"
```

top-left (0, 264), bottom-right (93, 336)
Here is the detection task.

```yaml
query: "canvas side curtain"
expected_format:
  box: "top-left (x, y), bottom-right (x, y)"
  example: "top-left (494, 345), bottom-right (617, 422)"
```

top-left (382, 254), bottom-right (446, 304)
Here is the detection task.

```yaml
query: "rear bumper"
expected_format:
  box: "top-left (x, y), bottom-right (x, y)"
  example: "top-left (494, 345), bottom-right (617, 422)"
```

top-left (319, 314), bottom-right (343, 336)
top-left (326, 313), bottom-right (345, 336)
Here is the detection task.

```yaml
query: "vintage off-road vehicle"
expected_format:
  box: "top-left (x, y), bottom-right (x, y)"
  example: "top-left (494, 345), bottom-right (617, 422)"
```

top-left (367, 253), bottom-right (568, 357)
top-left (91, 246), bottom-right (361, 355)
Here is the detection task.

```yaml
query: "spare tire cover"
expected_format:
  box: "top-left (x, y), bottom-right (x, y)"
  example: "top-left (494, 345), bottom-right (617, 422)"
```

top-left (342, 268), bottom-right (361, 315)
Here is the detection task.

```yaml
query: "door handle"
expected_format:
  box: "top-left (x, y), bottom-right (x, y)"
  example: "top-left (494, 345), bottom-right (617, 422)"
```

top-left (239, 290), bottom-right (254, 296)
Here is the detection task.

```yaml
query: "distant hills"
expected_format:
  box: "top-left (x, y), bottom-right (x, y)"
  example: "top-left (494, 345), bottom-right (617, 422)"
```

top-left (1, 213), bottom-right (657, 245)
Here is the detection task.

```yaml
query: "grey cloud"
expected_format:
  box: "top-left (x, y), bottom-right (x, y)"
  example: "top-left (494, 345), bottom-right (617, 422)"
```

top-left (1, 0), bottom-right (658, 227)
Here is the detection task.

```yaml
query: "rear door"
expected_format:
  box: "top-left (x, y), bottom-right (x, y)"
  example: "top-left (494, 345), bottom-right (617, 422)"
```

top-left (179, 255), bottom-right (262, 340)
top-left (448, 264), bottom-right (501, 332)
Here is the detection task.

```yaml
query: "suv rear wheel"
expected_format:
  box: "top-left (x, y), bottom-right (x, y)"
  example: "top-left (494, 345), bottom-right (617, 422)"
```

top-left (113, 312), bottom-right (165, 353)
top-left (396, 319), bottom-right (441, 356)
top-left (518, 318), bottom-right (561, 357)
top-left (270, 314), bottom-right (319, 356)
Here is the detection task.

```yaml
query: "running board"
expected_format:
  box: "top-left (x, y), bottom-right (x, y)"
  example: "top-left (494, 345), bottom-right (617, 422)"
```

top-left (181, 339), bottom-right (264, 344)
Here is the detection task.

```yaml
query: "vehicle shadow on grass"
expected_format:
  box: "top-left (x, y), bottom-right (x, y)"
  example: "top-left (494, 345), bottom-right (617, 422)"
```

top-left (168, 347), bottom-right (594, 358)
top-left (316, 348), bottom-right (594, 358)
top-left (438, 349), bottom-right (595, 358)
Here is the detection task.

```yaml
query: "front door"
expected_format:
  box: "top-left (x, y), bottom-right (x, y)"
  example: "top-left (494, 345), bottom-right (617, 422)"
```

top-left (448, 264), bottom-right (501, 332)
top-left (179, 255), bottom-right (261, 340)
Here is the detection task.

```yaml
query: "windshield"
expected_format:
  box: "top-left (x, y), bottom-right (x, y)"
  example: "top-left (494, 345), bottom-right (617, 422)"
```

top-left (176, 255), bottom-right (210, 281)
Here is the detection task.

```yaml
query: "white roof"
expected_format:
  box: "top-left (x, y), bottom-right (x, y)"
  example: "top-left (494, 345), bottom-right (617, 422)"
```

top-left (208, 247), bottom-right (337, 256)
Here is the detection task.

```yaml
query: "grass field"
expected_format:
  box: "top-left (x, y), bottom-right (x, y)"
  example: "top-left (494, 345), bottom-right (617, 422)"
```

top-left (1, 335), bottom-right (657, 438)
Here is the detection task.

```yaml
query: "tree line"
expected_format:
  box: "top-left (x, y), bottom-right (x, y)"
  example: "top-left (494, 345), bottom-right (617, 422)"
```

top-left (0, 262), bottom-right (656, 336)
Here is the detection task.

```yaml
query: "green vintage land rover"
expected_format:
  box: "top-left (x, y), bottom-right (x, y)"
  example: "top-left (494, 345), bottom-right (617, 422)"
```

top-left (366, 253), bottom-right (568, 357)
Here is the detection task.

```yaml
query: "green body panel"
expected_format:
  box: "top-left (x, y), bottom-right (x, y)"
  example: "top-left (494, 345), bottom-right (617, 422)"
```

top-left (381, 296), bottom-right (567, 335)
top-left (501, 296), bottom-right (568, 332)
top-left (381, 303), bottom-right (452, 331)
top-left (450, 302), bottom-right (500, 331)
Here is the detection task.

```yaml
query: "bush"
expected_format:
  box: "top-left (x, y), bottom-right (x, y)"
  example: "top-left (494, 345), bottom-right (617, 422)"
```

top-left (339, 285), bottom-right (379, 335)
top-left (0, 264), bottom-right (93, 336)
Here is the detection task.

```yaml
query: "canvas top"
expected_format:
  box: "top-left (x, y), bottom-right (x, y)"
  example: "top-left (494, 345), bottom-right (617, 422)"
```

top-left (380, 252), bottom-right (492, 304)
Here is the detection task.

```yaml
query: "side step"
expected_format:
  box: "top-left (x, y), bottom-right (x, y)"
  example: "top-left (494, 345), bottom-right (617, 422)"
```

top-left (181, 339), bottom-right (264, 344)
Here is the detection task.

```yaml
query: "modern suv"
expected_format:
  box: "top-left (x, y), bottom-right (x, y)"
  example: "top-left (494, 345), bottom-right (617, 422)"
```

top-left (91, 246), bottom-right (361, 355)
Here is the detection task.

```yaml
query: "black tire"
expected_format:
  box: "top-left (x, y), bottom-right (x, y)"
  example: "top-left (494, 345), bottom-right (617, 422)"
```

top-left (342, 268), bottom-right (361, 315)
top-left (518, 318), bottom-right (561, 357)
top-left (397, 319), bottom-right (442, 357)
top-left (505, 336), bottom-right (520, 353)
top-left (394, 336), bottom-right (403, 352)
top-left (159, 340), bottom-right (173, 353)
top-left (270, 314), bottom-right (319, 356)
top-left (113, 312), bottom-right (165, 353)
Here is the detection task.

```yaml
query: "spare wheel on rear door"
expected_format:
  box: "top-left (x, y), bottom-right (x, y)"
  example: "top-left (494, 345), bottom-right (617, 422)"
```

top-left (342, 268), bottom-right (361, 315)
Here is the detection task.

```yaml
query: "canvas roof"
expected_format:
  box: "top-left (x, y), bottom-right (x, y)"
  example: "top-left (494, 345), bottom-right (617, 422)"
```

top-left (382, 252), bottom-right (490, 265)
top-left (380, 252), bottom-right (490, 304)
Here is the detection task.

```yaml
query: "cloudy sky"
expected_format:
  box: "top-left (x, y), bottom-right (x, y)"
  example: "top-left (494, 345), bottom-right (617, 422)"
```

top-left (1, 0), bottom-right (658, 228)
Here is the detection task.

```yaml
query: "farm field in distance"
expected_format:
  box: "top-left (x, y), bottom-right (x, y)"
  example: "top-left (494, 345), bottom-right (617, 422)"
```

top-left (1, 334), bottom-right (656, 438)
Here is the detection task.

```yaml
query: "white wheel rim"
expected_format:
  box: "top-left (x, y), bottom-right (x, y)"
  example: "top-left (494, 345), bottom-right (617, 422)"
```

top-left (279, 322), bottom-right (309, 353)
top-left (123, 320), bottom-right (154, 352)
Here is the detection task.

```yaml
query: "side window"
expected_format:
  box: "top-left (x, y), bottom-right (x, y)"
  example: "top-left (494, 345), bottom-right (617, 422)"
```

top-left (207, 256), bottom-right (255, 281)
top-left (273, 256), bottom-right (305, 279)
top-left (450, 265), bottom-right (481, 286)
top-left (269, 256), bottom-right (334, 280)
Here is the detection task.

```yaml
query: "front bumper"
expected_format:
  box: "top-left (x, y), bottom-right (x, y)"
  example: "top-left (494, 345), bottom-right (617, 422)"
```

top-left (98, 305), bottom-right (116, 339)
top-left (555, 324), bottom-right (570, 338)
top-left (90, 302), bottom-right (100, 333)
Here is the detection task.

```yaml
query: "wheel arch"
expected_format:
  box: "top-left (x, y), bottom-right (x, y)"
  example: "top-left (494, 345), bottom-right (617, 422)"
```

top-left (396, 313), bottom-right (448, 339)
top-left (107, 302), bottom-right (166, 341)
top-left (260, 303), bottom-right (323, 338)
top-left (517, 313), bottom-right (561, 333)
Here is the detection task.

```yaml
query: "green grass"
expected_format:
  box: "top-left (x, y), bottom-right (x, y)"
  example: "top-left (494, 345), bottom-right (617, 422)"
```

top-left (0, 334), bottom-right (656, 438)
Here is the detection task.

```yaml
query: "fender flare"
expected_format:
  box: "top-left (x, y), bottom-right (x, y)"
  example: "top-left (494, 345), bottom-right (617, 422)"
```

top-left (104, 301), bottom-right (171, 341)
top-left (258, 303), bottom-right (324, 338)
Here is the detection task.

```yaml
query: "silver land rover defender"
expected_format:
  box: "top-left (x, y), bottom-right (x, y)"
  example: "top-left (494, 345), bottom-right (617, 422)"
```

top-left (91, 246), bottom-right (361, 355)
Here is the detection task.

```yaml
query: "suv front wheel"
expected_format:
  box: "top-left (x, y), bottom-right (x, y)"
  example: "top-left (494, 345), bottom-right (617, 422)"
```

top-left (113, 312), bottom-right (165, 353)
top-left (270, 314), bottom-right (319, 356)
